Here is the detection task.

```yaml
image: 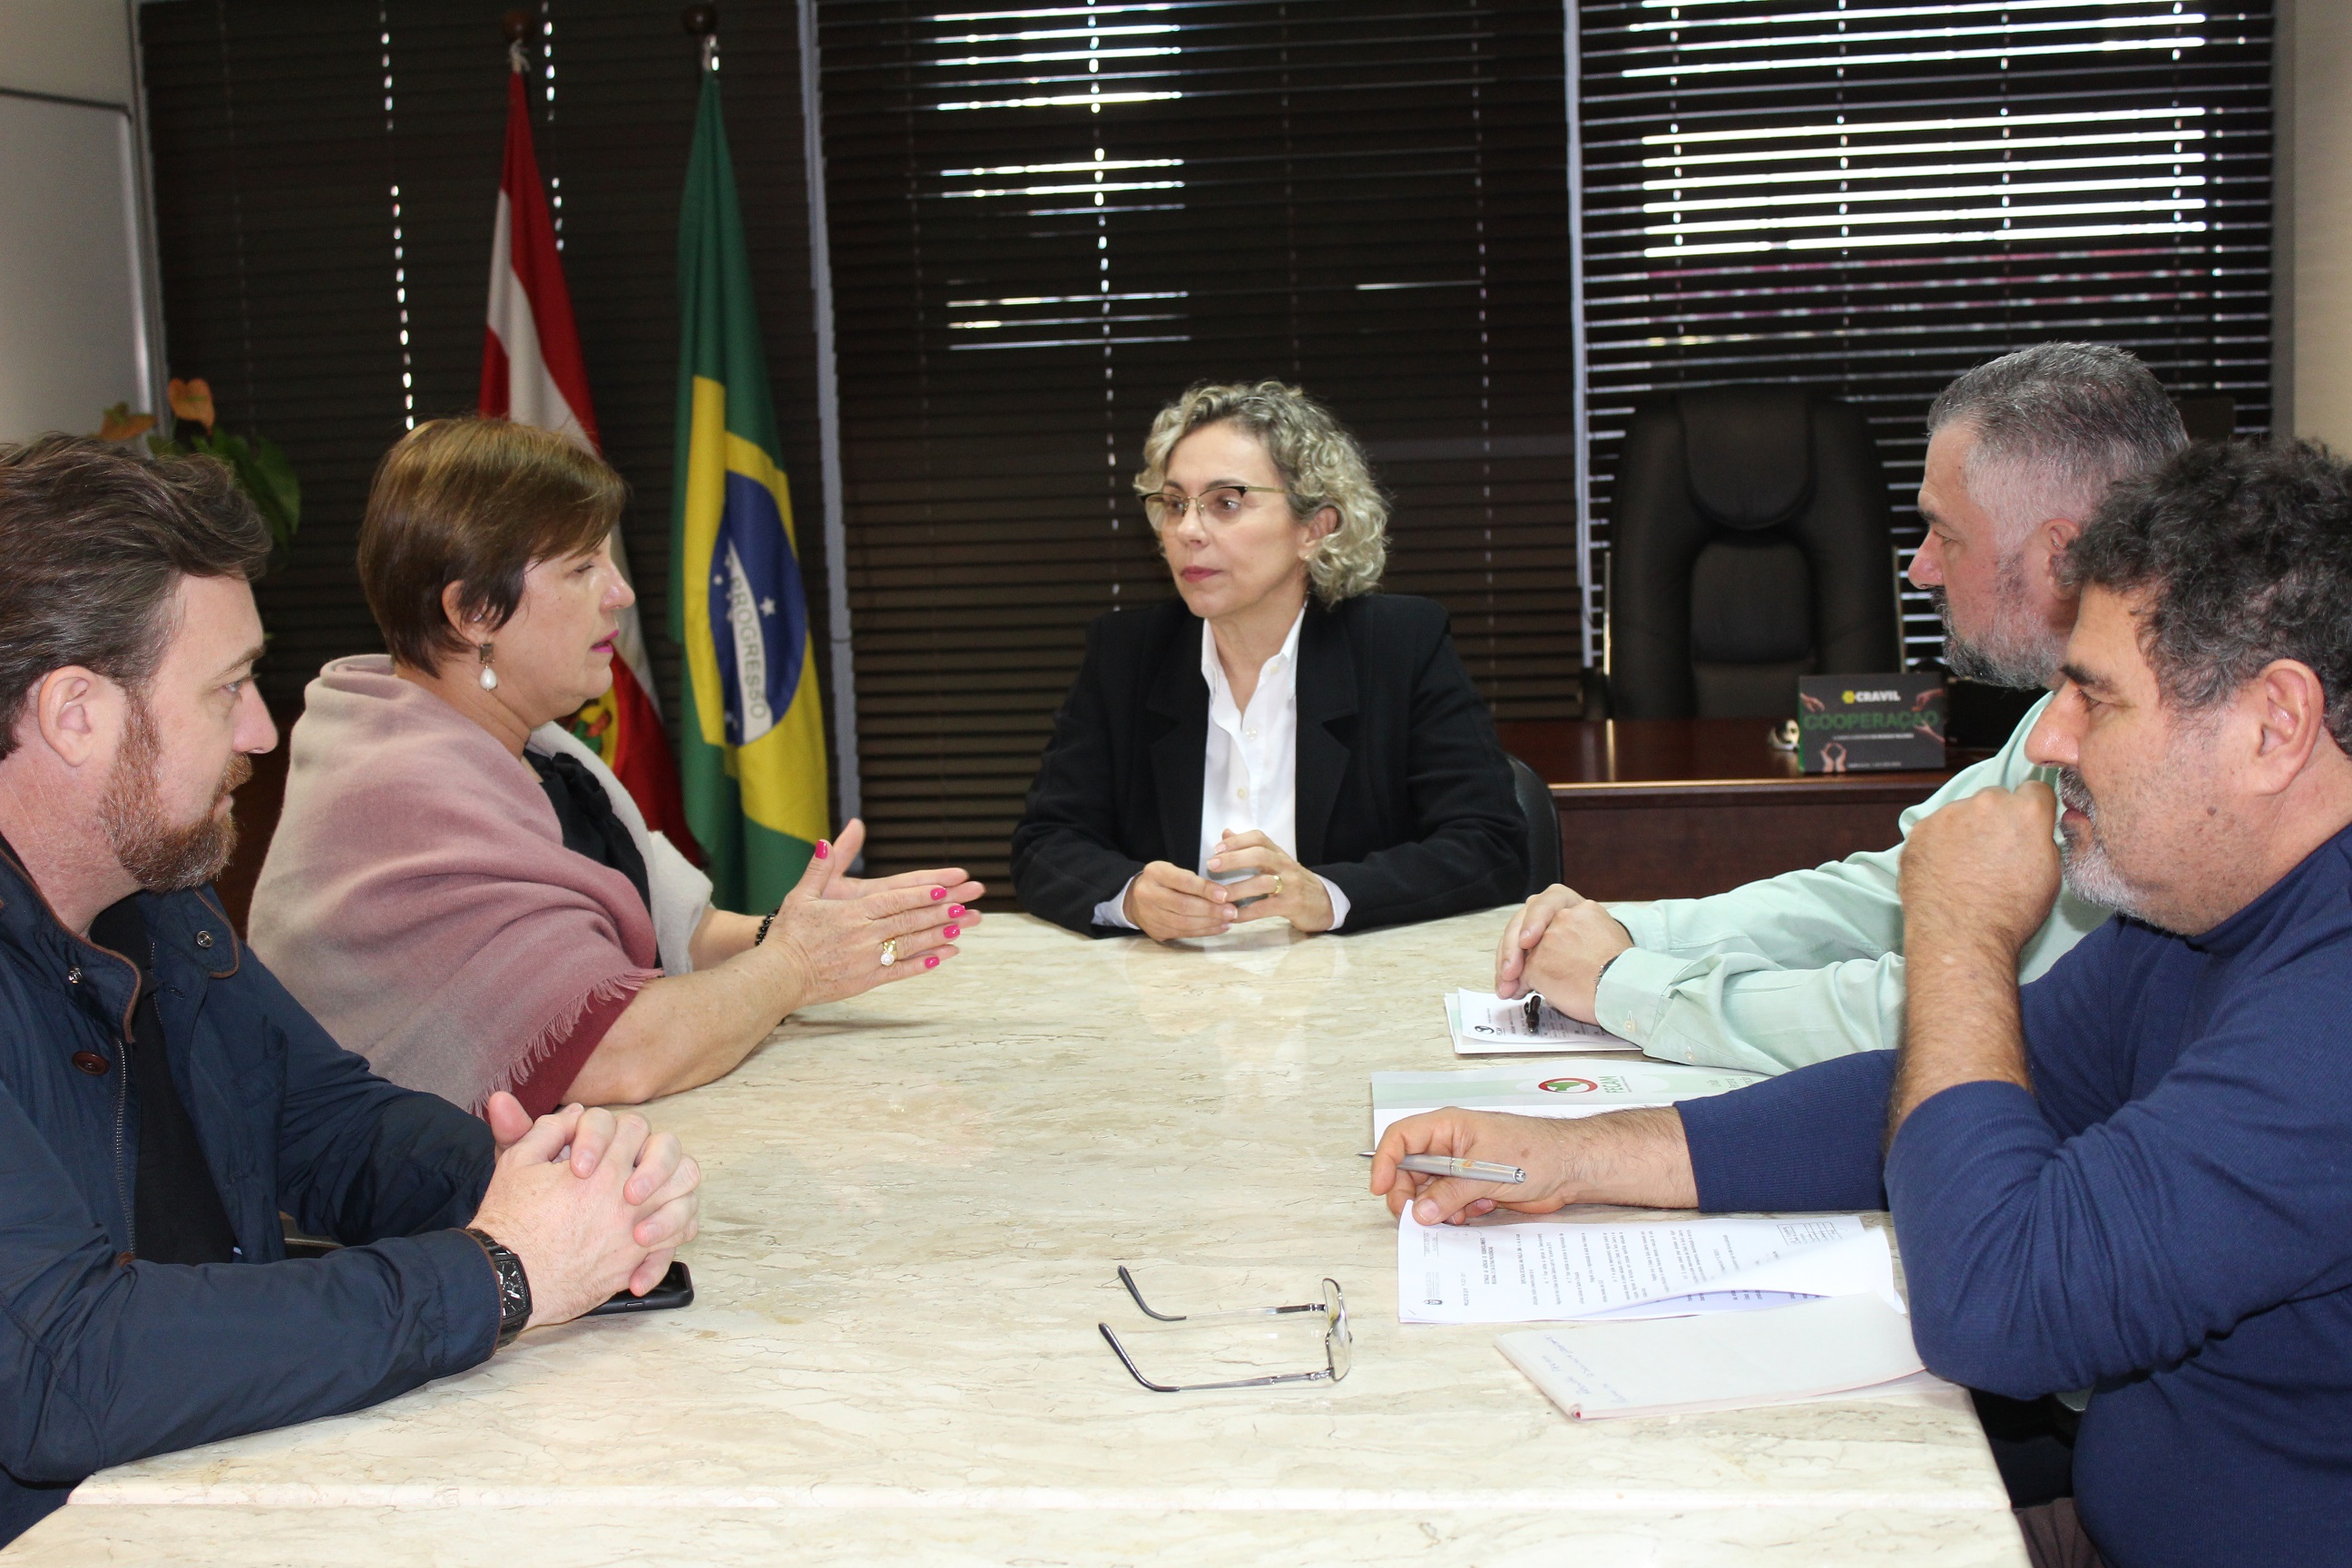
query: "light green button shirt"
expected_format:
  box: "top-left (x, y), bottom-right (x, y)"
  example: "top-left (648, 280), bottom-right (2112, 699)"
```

top-left (1592, 693), bottom-right (2112, 1075)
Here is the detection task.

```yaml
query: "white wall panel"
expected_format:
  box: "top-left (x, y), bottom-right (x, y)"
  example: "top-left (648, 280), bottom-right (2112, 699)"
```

top-left (0, 93), bottom-right (152, 442)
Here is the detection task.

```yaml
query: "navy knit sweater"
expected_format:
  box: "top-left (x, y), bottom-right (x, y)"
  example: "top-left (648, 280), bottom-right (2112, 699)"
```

top-left (1678, 822), bottom-right (2352, 1568)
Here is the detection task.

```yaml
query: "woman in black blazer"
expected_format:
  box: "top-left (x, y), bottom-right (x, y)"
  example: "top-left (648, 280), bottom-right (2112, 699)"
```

top-left (1012, 381), bottom-right (1524, 939)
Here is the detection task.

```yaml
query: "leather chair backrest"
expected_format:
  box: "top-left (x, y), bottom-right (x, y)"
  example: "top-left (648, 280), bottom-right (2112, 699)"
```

top-left (1505, 753), bottom-right (1562, 898)
top-left (1608, 386), bottom-right (1898, 719)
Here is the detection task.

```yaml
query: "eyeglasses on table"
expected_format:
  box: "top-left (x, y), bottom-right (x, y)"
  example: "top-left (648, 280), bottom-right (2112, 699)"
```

top-left (1098, 1264), bottom-right (1350, 1393)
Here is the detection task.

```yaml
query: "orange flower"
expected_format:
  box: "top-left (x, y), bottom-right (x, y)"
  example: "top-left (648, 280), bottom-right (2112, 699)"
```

top-left (167, 377), bottom-right (216, 433)
top-left (95, 404), bottom-right (156, 443)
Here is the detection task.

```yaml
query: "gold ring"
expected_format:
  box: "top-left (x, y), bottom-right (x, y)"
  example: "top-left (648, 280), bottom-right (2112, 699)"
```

top-left (1269, 874), bottom-right (1282, 898)
top-left (879, 938), bottom-right (899, 967)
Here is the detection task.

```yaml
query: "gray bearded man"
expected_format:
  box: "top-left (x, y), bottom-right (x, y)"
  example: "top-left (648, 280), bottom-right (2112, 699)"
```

top-left (1496, 343), bottom-right (2188, 1073)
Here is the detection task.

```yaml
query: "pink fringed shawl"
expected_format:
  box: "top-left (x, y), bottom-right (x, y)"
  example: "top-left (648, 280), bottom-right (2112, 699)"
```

top-left (250, 657), bottom-right (668, 1113)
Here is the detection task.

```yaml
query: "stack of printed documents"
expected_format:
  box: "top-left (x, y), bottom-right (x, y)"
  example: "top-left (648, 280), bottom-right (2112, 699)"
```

top-left (1445, 989), bottom-right (1640, 1055)
top-left (1396, 1210), bottom-right (1902, 1324)
top-left (1371, 1057), bottom-right (1763, 1143)
top-left (1397, 1210), bottom-right (1938, 1420)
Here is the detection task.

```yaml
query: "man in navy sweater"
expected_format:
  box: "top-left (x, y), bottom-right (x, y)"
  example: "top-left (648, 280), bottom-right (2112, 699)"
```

top-left (1374, 439), bottom-right (2352, 1568)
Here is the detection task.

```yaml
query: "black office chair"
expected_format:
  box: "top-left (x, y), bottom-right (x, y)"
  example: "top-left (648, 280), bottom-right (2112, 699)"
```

top-left (1505, 753), bottom-right (1562, 898)
top-left (1601, 386), bottom-right (1900, 720)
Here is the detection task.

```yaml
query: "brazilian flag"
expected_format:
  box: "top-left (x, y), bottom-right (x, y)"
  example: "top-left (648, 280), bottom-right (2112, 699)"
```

top-left (670, 70), bottom-right (828, 912)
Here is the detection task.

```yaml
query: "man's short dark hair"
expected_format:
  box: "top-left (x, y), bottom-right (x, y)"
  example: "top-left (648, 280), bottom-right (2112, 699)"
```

top-left (2061, 439), bottom-right (2352, 747)
top-left (358, 417), bottom-right (626, 673)
top-left (0, 436), bottom-right (273, 762)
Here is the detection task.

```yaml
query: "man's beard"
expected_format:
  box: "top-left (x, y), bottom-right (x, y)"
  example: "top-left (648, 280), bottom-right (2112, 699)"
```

top-left (2053, 766), bottom-right (2162, 926)
top-left (1931, 577), bottom-right (2062, 691)
top-left (99, 699), bottom-right (251, 892)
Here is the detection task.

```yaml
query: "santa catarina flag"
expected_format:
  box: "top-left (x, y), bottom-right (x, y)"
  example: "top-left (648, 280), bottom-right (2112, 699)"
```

top-left (482, 64), bottom-right (699, 861)
top-left (670, 71), bottom-right (828, 912)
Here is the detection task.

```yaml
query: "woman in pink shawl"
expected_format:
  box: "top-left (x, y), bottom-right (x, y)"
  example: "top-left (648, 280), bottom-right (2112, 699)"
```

top-left (250, 418), bottom-right (980, 1114)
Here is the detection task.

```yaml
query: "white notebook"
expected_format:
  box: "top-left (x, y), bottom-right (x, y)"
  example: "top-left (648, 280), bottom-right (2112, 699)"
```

top-left (1497, 1294), bottom-right (1936, 1420)
top-left (1371, 1057), bottom-right (1763, 1144)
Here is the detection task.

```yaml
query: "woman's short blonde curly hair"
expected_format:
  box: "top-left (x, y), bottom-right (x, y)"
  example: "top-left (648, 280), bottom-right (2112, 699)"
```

top-left (1134, 380), bottom-right (1388, 603)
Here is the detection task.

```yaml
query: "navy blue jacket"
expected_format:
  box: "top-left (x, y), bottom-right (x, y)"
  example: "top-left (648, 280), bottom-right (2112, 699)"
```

top-left (0, 840), bottom-right (499, 1544)
top-left (1680, 821), bottom-right (2352, 1568)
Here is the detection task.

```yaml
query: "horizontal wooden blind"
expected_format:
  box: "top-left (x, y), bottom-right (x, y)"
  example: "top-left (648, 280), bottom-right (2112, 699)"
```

top-left (818, 0), bottom-right (1580, 887)
top-left (142, 1), bottom-right (406, 716)
top-left (1577, 0), bottom-right (2275, 665)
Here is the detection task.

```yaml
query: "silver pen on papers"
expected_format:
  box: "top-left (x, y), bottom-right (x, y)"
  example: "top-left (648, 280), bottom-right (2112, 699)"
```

top-left (1357, 1152), bottom-right (1527, 1185)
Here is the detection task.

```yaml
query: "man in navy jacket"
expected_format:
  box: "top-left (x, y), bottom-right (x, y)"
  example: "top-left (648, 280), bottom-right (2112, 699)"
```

top-left (1374, 440), bottom-right (2352, 1568)
top-left (0, 436), bottom-right (704, 1544)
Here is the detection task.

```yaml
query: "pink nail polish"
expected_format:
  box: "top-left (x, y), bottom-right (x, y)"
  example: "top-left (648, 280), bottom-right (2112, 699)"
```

top-left (948, 904), bottom-right (966, 917)
top-left (944, 924), bottom-right (961, 939)
top-left (931, 887), bottom-right (946, 900)
top-left (814, 840), bottom-right (830, 860)
top-left (924, 954), bottom-right (940, 968)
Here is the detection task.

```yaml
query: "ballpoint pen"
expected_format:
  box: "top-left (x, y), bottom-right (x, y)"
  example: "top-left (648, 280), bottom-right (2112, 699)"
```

top-left (1357, 1152), bottom-right (1527, 1185)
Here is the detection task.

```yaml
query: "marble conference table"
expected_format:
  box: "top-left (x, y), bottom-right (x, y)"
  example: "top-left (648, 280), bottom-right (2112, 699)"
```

top-left (12, 911), bottom-right (2025, 1566)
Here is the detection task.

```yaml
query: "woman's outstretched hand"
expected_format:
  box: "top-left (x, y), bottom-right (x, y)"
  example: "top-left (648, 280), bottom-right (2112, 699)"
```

top-left (812, 818), bottom-right (984, 908)
top-left (760, 832), bottom-right (982, 1006)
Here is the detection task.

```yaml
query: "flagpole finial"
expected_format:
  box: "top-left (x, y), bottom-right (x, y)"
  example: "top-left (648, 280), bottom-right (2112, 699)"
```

top-left (682, 5), bottom-right (719, 71)
top-left (502, 8), bottom-right (532, 73)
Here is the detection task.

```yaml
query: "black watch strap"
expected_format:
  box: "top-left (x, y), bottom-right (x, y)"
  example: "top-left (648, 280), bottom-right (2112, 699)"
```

top-left (465, 1227), bottom-right (532, 1348)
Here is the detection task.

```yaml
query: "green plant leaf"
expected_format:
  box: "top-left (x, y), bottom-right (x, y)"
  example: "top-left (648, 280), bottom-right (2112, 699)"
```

top-left (139, 421), bottom-right (301, 563)
top-left (242, 433), bottom-right (302, 544)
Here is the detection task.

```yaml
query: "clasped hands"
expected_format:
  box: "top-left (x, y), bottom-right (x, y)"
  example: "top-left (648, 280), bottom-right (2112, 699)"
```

top-left (467, 1091), bottom-right (703, 1333)
top-left (1493, 883), bottom-right (1633, 1019)
top-left (1122, 829), bottom-right (1334, 941)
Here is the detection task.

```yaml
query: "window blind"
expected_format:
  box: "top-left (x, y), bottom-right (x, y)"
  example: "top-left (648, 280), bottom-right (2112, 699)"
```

top-left (1575, 0), bottom-right (2274, 668)
top-left (139, 0), bottom-right (829, 748)
top-left (818, 0), bottom-right (1578, 886)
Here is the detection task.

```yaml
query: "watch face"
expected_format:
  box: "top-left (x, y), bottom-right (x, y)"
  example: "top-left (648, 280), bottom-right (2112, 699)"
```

top-left (468, 1230), bottom-right (531, 1338)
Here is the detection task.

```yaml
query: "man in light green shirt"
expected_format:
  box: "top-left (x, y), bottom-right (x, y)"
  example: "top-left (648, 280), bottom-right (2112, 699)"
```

top-left (1498, 344), bottom-right (2189, 1074)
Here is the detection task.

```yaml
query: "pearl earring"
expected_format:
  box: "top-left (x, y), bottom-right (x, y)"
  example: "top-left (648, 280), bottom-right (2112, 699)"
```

top-left (476, 642), bottom-right (498, 691)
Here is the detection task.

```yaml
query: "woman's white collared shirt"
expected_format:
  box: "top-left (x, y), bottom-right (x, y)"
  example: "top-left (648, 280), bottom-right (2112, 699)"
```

top-left (1093, 608), bottom-right (1351, 930)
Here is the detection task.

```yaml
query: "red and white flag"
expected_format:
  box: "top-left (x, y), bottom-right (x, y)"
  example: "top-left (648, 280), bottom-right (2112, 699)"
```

top-left (482, 64), bottom-right (699, 860)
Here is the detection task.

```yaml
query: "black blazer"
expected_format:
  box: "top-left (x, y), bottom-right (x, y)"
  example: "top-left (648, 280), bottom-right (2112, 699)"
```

top-left (1011, 593), bottom-right (1525, 936)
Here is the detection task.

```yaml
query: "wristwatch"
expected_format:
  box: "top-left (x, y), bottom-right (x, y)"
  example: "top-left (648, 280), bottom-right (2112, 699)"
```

top-left (465, 1227), bottom-right (532, 1348)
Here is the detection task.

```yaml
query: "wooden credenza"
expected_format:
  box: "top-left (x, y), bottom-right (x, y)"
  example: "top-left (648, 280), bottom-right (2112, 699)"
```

top-left (1495, 717), bottom-right (1976, 902)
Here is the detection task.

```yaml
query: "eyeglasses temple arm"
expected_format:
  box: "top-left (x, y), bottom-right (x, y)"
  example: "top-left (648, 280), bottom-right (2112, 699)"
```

top-left (1098, 1324), bottom-right (1336, 1394)
top-left (1117, 1266), bottom-right (1322, 1323)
